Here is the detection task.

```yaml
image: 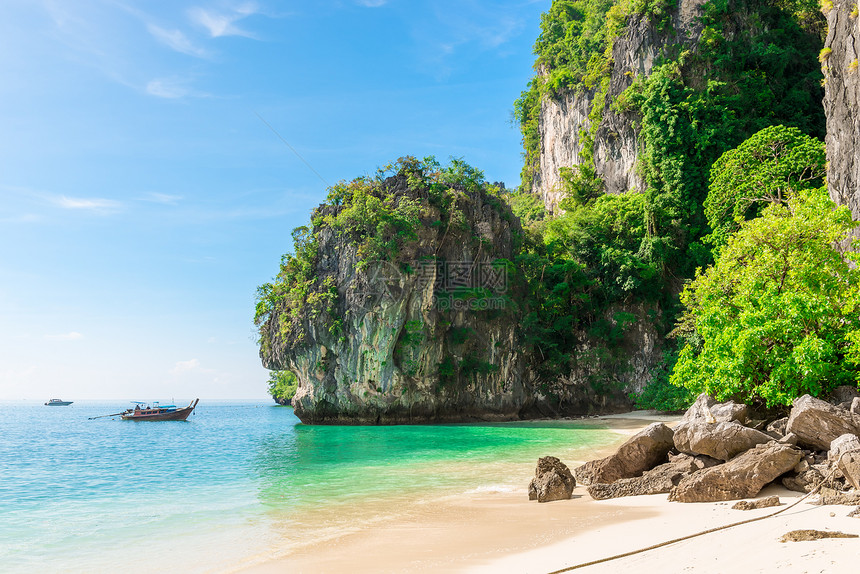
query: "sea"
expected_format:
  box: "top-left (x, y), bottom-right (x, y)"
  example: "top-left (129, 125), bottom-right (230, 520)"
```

top-left (0, 400), bottom-right (627, 573)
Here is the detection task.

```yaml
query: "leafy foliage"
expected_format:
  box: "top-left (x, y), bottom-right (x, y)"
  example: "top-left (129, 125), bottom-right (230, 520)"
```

top-left (255, 156), bottom-right (513, 360)
top-left (268, 370), bottom-right (298, 403)
top-left (704, 125), bottom-right (826, 249)
top-left (671, 187), bottom-right (860, 407)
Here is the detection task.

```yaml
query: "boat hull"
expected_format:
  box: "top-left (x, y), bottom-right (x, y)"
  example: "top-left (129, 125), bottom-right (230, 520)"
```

top-left (45, 401), bottom-right (73, 406)
top-left (120, 399), bottom-right (198, 421)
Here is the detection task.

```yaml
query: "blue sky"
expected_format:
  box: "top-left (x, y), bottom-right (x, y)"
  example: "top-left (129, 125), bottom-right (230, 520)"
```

top-left (0, 0), bottom-right (548, 400)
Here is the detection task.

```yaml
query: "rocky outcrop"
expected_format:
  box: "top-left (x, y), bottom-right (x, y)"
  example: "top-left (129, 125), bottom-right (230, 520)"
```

top-left (534, 0), bottom-right (708, 213)
top-left (681, 393), bottom-right (749, 425)
top-left (831, 434), bottom-right (860, 489)
top-left (668, 442), bottom-right (803, 503)
top-left (813, 488), bottom-right (860, 506)
top-left (673, 421), bottom-right (772, 461)
top-left (259, 171), bottom-right (527, 424)
top-left (839, 452), bottom-right (860, 490)
top-left (573, 393), bottom-right (860, 504)
top-left (574, 422), bottom-right (675, 485)
top-left (528, 456), bottom-right (576, 502)
top-left (786, 395), bottom-right (860, 450)
top-left (586, 453), bottom-right (719, 500)
top-left (783, 467), bottom-right (826, 493)
top-left (823, 0), bottom-right (860, 227)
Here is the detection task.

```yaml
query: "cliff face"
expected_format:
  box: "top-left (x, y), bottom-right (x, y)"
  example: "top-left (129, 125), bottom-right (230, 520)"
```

top-left (258, 164), bottom-right (660, 424)
top-left (823, 1), bottom-right (860, 223)
top-left (259, 172), bottom-right (528, 424)
top-left (534, 0), bottom-right (707, 214)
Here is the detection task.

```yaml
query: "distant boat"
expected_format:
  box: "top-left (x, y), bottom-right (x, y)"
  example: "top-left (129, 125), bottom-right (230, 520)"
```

top-left (45, 399), bottom-right (73, 406)
top-left (120, 399), bottom-right (199, 421)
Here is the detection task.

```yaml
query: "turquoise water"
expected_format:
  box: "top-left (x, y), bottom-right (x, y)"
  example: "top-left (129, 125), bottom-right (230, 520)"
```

top-left (0, 401), bottom-right (623, 573)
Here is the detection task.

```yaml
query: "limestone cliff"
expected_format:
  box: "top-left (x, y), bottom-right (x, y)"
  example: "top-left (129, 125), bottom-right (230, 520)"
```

top-left (823, 0), bottom-right (860, 223)
top-left (534, 0), bottom-right (707, 214)
top-left (257, 162), bottom-right (528, 423)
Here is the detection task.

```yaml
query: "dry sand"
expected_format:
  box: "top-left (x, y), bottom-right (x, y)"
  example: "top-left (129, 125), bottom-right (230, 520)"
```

top-left (237, 412), bottom-right (860, 574)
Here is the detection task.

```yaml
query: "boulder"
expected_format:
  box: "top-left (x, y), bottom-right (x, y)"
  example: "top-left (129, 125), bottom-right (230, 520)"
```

top-left (829, 385), bottom-right (860, 406)
top-left (838, 452), bottom-right (860, 490)
top-left (732, 495), bottom-right (781, 510)
top-left (829, 433), bottom-right (860, 461)
top-left (814, 488), bottom-right (860, 506)
top-left (682, 393), bottom-right (748, 425)
top-left (673, 421), bottom-right (772, 461)
top-left (528, 456), bottom-right (576, 503)
top-left (575, 422), bottom-right (675, 485)
top-left (668, 441), bottom-right (803, 503)
top-left (586, 453), bottom-right (720, 500)
top-left (785, 395), bottom-right (860, 451)
top-left (852, 397), bottom-right (860, 415)
top-left (782, 467), bottom-right (825, 493)
top-left (766, 417), bottom-right (788, 439)
top-left (778, 433), bottom-right (799, 446)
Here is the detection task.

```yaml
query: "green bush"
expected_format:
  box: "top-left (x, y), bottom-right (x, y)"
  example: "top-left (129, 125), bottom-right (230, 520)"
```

top-left (671, 187), bottom-right (860, 407)
top-left (268, 370), bottom-right (299, 403)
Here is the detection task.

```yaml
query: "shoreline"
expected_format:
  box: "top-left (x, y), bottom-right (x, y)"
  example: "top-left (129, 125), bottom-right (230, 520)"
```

top-left (236, 411), bottom-right (860, 573)
top-left (236, 412), bottom-right (681, 573)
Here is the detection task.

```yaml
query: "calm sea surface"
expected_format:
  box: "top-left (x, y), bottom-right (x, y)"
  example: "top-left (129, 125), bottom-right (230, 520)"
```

top-left (0, 401), bottom-right (623, 573)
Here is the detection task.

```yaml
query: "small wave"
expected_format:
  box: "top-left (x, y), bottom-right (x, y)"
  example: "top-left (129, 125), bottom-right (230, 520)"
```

top-left (464, 484), bottom-right (520, 494)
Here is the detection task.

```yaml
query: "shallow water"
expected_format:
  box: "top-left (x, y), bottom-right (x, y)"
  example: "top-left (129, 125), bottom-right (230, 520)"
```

top-left (0, 401), bottom-right (623, 573)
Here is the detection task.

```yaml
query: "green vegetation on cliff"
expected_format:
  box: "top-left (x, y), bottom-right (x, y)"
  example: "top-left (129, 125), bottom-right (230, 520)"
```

top-left (256, 0), bottom-right (855, 420)
top-left (255, 157), bottom-right (510, 351)
top-left (513, 0), bottom-right (834, 410)
top-left (268, 370), bottom-right (298, 404)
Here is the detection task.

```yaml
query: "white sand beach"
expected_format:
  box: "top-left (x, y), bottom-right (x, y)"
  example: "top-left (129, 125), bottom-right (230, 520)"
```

top-left (239, 413), bottom-right (859, 574)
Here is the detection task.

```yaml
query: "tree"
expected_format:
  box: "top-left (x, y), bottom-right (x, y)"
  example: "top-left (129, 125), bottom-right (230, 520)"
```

top-left (268, 370), bottom-right (298, 404)
top-left (671, 186), bottom-right (860, 407)
top-left (704, 125), bottom-right (826, 250)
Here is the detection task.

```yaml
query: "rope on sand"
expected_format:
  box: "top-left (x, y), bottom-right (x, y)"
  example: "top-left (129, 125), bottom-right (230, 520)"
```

top-left (547, 449), bottom-right (859, 574)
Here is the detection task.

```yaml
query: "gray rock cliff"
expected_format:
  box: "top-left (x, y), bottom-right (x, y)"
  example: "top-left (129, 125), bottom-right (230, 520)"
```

top-left (534, 0), bottom-right (707, 214)
top-left (259, 173), bottom-right (527, 424)
top-left (823, 0), bottom-right (860, 225)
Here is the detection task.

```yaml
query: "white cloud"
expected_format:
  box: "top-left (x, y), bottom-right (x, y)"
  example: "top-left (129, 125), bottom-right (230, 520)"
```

top-left (53, 196), bottom-right (122, 213)
top-left (170, 358), bottom-right (218, 376)
top-left (171, 358), bottom-right (201, 373)
top-left (146, 78), bottom-right (190, 99)
top-left (147, 24), bottom-right (208, 57)
top-left (140, 192), bottom-right (183, 205)
top-left (45, 332), bottom-right (84, 341)
top-left (357, 0), bottom-right (389, 6)
top-left (188, 3), bottom-right (259, 38)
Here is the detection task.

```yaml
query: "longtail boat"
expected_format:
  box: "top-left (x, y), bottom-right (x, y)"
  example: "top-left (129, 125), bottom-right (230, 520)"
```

top-left (120, 398), bottom-right (199, 421)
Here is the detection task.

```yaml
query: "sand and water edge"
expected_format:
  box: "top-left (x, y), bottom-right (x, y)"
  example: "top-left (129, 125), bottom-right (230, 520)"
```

top-left (239, 411), bottom-right (860, 574)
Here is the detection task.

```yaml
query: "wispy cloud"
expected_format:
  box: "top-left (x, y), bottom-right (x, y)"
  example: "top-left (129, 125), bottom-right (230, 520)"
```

top-left (140, 192), bottom-right (183, 205)
top-left (53, 195), bottom-right (122, 213)
top-left (146, 78), bottom-right (191, 99)
top-left (170, 358), bottom-right (216, 375)
top-left (356, 0), bottom-right (389, 6)
top-left (171, 358), bottom-right (201, 373)
top-left (147, 24), bottom-right (208, 57)
top-left (188, 2), bottom-right (260, 38)
top-left (45, 332), bottom-right (84, 341)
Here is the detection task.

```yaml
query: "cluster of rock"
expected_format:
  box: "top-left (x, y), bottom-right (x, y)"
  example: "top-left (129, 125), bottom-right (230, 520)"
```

top-left (529, 389), bottom-right (860, 504)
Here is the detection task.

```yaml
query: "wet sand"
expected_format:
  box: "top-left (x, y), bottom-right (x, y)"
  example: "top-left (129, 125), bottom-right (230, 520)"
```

top-left (236, 412), bottom-right (677, 573)
top-left (236, 411), bottom-right (860, 573)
